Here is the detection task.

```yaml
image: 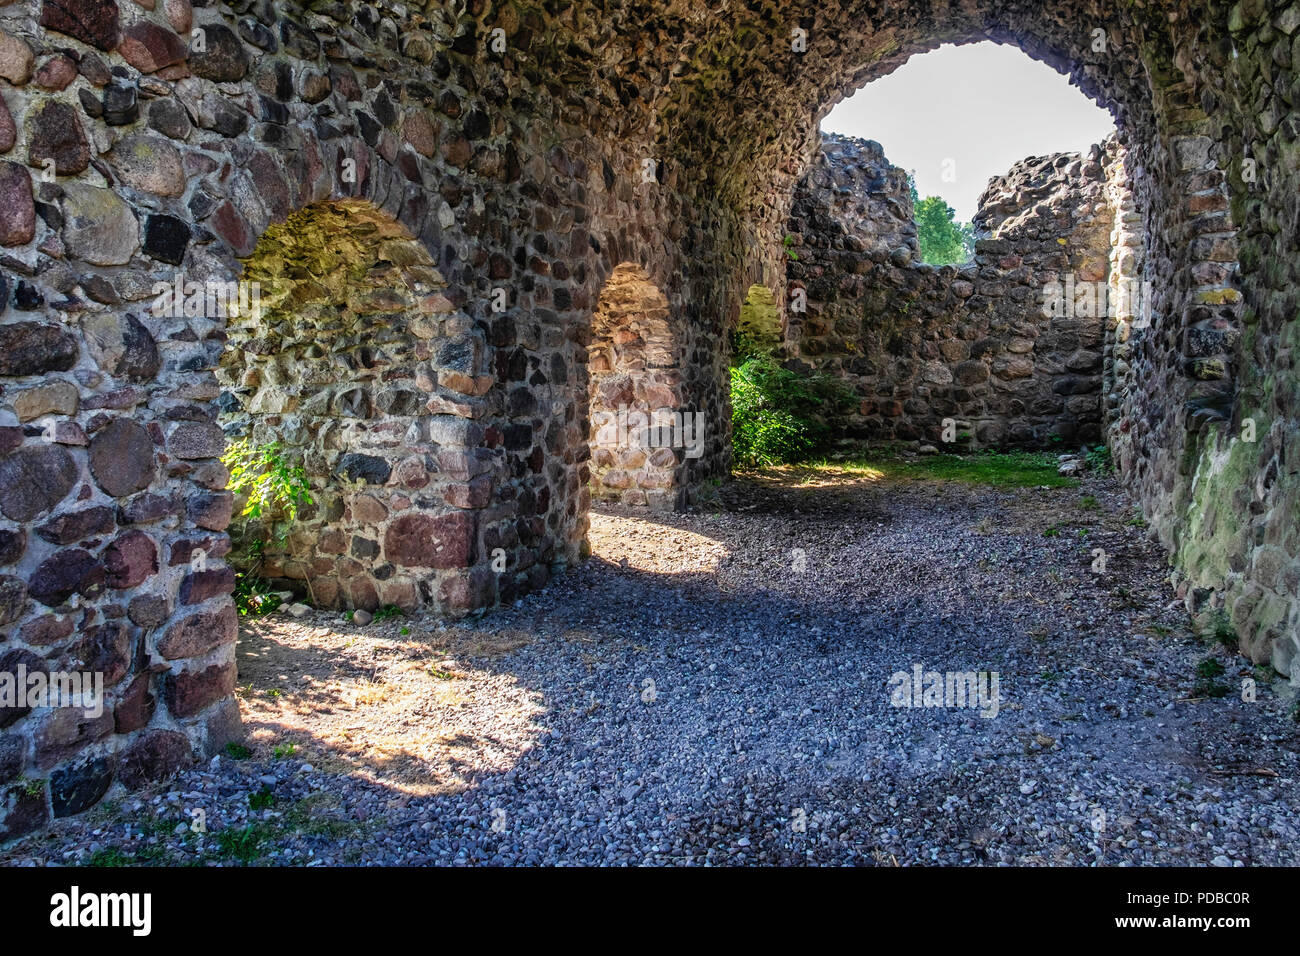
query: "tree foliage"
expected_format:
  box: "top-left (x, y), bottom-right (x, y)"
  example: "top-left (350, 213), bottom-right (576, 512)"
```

top-left (908, 174), bottom-right (975, 265)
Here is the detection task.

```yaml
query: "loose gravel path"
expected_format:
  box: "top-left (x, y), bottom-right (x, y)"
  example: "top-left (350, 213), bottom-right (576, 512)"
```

top-left (5, 464), bottom-right (1298, 866)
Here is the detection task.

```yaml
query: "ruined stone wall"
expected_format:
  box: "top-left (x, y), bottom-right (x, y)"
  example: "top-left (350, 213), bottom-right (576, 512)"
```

top-left (0, 0), bottom-right (1294, 836)
top-left (785, 134), bottom-right (1116, 448)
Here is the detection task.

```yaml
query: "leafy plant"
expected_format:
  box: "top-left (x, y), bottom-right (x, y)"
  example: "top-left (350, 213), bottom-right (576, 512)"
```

top-left (249, 786), bottom-right (276, 811)
top-left (222, 440), bottom-right (313, 524)
top-left (1085, 444), bottom-right (1114, 474)
top-left (225, 742), bottom-right (253, 760)
top-left (273, 742), bottom-right (298, 759)
top-left (215, 824), bottom-right (269, 863)
top-left (730, 353), bottom-right (853, 468)
top-left (373, 604), bottom-right (404, 622)
top-left (221, 441), bottom-right (314, 615)
top-left (782, 233), bottom-right (799, 262)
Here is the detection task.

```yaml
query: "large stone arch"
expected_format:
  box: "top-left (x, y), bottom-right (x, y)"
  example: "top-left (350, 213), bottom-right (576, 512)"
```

top-left (0, 0), bottom-right (1295, 835)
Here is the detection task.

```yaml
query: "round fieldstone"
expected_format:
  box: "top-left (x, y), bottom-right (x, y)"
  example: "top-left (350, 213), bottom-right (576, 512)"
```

top-left (118, 21), bottom-right (186, 74)
top-left (102, 529), bottom-right (157, 588)
top-left (61, 183), bottom-right (139, 266)
top-left (88, 417), bottom-right (155, 497)
top-left (0, 322), bottom-right (78, 376)
top-left (188, 23), bottom-right (249, 82)
top-left (0, 31), bottom-right (33, 85)
top-left (147, 98), bottom-right (192, 140)
top-left (107, 133), bottom-right (186, 198)
top-left (116, 730), bottom-right (192, 789)
top-left (50, 757), bottom-right (115, 818)
top-left (27, 548), bottom-right (105, 606)
top-left (27, 100), bottom-right (91, 176)
top-left (39, 0), bottom-right (121, 51)
top-left (0, 444), bottom-right (77, 522)
top-left (0, 574), bottom-right (26, 626)
top-left (0, 162), bottom-right (33, 246)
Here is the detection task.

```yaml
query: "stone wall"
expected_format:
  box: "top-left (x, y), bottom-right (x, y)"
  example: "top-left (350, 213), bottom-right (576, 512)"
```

top-left (784, 134), bottom-right (1118, 448)
top-left (0, 0), bottom-right (1294, 835)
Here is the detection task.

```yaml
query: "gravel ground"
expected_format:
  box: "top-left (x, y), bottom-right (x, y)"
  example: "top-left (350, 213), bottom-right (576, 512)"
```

top-left (4, 464), bottom-right (1298, 867)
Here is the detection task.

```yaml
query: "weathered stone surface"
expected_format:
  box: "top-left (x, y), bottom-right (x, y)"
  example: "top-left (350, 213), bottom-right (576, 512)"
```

top-left (0, 162), bottom-right (34, 246)
top-left (34, 54), bottom-right (76, 90)
top-left (103, 530), bottom-right (157, 588)
top-left (0, 31), bottom-right (33, 85)
top-left (50, 756), bottom-right (114, 817)
top-left (148, 98), bottom-right (191, 140)
top-left (113, 673), bottom-right (155, 734)
top-left (178, 567), bottom-right (234, 605)
top-left (163, 660), bottom-right (236, 718)
top-left (82, 313), bottom-right (160, 383)
top-left (27, 548), bottom-right (104, 606)
top-left (384, 512), bottom-right (474, 569)
top-left (10, 379), bottom-right (77, 421)
top-left (72, 621), bottom-right (131, 686)
top-left (0, 444), bottom-right (77, 522)
top-left (34, 505), bottom-right (113, 545)
top-left (40, 0), bottom-right (120, 50)
top-left (108, 133), bottom-right (186, 198)
top-left (118, 21), bottom-right (186, 74)
top-left (186, 492), bottom-right (231, 531)
top-left (116, 729), bottom-right (192, 789)
top-left (27, 100), bottom-right (90, 175)
top-left (0, 323), bottom-right (77, 376)
top-left (0, 574), bottom-right (25, 627)
top-left (61, 183), bottom-right (139, 265)
top-left (89, 417), bottom-right (155, 497)
top-left (0, 650), bottom-right (46, 727)
top-left (167, 421), bottom-right (223, 459)
top-left (188, 23), bottom-right (248, 82)
top-left (0, 785), bottom-right (48, 840)
top-left (157, 602), bottom-right (235, 658)
top-left (0, 529), bottom-right (25, 566)
top-left (0, 97), bottom-right (15, 153)
top-left (143, 213), bottom-right (190, 264)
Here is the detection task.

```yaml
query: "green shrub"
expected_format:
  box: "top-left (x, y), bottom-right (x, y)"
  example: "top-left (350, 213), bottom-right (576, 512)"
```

top-left (730, 353), bottom-right (852, 468)
top-left (222, 439), bottom-right (313, 523)
top-left (221, 440), bottom-right (313, 616)
top-left (1085, 444), bottom-right (1114, 474)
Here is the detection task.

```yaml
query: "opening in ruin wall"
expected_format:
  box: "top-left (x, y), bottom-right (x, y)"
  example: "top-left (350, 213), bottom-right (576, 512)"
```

top-left (782, 133), bottom-right (1129, 449)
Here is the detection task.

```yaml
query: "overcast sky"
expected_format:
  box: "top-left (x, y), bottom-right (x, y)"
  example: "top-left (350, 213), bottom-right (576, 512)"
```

top-left (821, 42), bottom-right (1117, 222)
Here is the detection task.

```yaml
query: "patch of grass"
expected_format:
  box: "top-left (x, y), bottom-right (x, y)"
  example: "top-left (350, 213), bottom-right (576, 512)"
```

top-left (373, 604), bottom-right (404, 621)
top-left (1210, 610), bottom-right (1238, 650)
top-left (86, 847), bottom-right (131, 867)
top-left (1193, 656), bottom-right (1229, 698)
top-left (1078, 495), bottom-right (1100, 511)
top-left (1043, 525), bottom-right (1061, 538)
top-left (1039, 670), bottom-right (1063, 682)
top-left (214, 824), bottom-right (271, 864)
top-left (1126, 512), bottom-right (1148, 528)
top-left (273, 742), bottom-right (297, 760)
top-left (249, 786), bottom-right (276, 811)
top-left (225, 742), bottom-right (253, 760)
top-left (1085, 445), bottom-right (1113, 474)
top-left (809, 450), bottom-right (1078, 489)
top-left (1196, 657), bottom-right (1225, 679)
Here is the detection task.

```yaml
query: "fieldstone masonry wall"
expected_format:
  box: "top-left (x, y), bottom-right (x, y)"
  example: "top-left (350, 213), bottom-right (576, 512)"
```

top-left (0, 0), bottom-right (1294, 835)
top-left (785, 134), bottom-right (1120, 447)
